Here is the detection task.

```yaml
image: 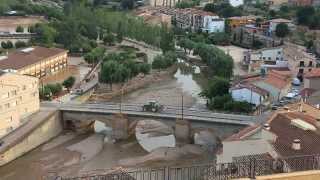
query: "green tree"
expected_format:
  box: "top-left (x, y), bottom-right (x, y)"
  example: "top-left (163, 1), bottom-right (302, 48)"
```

top-left (34, 23), bottom-right (57, 46)
top-left (208, 32), bottom-right (231, 45)
top-left (200, 77), bottom-right (230, 100)
top-left (46, 83), bottom-right (62, 96)
top-left (39, 86), bottom-right (52, 100)
top-left (178, 38), bottom-right (194, 54)
top-left (160, 25), bottom-right (175, 53)
top-left (103, 33), bottom-right (116, 46)
top-left (275, 23), bottom-right (290, 38)
top-left (63, 76), bottom-right (76, 89)
top-left (16, 26), bottom-right (24, 33)
top-left (100, 60), bottom-right (118, 89)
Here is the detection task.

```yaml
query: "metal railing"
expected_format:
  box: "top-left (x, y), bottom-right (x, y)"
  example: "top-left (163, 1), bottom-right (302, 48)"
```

top-left (49, 154), bottom-right (320, 180)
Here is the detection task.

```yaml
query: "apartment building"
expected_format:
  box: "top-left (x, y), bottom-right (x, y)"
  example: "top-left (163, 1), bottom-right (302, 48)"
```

top-left (0, 71), bottom-right (39, 138)
top-left (155, 7), bottom-right (225, 33)
top-left (0, 46), bottom-right (68, 78)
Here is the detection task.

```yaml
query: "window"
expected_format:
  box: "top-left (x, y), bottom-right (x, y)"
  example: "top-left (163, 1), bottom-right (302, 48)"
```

top-left (268, 57), bottom-right (271, 60)
top-left (309, 61), bottom-right (313, 67)
top-left (4, 103), bottom-right (10, 108)
top-left (309, 69), bottom-right (312, 72)
top-left (299, 69), bottom-right (304, 73)
top-left (22, 85), bottom-right (26, 90)
top-left (263, 57), bottom-right (266, 60)
top-left (11, 90), bottom-right (17, 96)
top-left (300, 61), bottom-right (305, 67)
top-left (278, 51), bottom-right (281, 54)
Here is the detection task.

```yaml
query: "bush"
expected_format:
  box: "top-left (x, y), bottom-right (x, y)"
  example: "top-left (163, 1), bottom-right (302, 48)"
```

top-left (1, 41), bottom-right (13, 49)
top-left (15, 41), bottom-right (27, 48)
top-left (208, 32), bottom-right (231, 45)
top-left (152, 51), bottom-right (177, 70)
top-left (46, 83), bottom-right (62, 96)
top-left (63, 76), bottom-right (76, 89)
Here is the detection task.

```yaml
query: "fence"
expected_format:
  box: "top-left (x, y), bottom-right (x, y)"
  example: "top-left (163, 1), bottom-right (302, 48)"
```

top-left (51, 154), bottom-right (320, 180)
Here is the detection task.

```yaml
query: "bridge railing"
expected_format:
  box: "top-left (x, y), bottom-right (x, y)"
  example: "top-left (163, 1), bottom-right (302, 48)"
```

top-left (49, 154), bottom-right (320, 180)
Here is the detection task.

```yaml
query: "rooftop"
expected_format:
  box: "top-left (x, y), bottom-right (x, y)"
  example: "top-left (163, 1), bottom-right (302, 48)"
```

top-left (269, 18), bottom-right (292, 23)
top-left (304, 68), bottom-right (320, 79)
top-left (0, 16), bottom-right (45, 27)
top-left (270, 112), bottom-right (320, 157)
top-left (0, 46), bottom-right (68, 70)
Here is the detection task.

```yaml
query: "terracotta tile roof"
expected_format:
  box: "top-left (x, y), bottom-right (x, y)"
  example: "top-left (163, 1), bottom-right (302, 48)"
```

top-left (269, 112), bottom-right (320, 157)
top-left (0, 16), bottom-right (45, 27)
top-left (0, 46), bottom-right (68, 70)
top-left (269, 18), bottom-right (292, 23)
top-left (263, 70), bottom-right (291, 89)
top-left (224, 124), bottom-right (261, 141)
top-left (304, 68), bottom-right (320, 79)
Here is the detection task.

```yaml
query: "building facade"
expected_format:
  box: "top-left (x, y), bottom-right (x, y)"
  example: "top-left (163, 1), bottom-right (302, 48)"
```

top-left (284, 44), bottom-right (318, 81)
top-left (304, 69), bottom-right (320, 90)
top-left (0, 46), bottom-right (68, 78)
top-left (243, 47), bottom-right (288, 73)
top-left (0, 72), bottom-right (39, 138)
top-left (230, 84), bottom-right (269, 106)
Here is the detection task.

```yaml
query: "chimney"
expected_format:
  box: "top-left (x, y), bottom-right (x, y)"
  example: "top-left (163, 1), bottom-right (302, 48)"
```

top-left (292, 139), bottom-right (301, 151)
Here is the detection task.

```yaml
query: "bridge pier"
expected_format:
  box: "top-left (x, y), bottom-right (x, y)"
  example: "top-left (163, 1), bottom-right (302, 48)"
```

top-left (175, 119), bottom-right (191, 146)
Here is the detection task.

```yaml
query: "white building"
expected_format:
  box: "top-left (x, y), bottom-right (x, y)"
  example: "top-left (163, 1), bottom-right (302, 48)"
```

top-left (230, 84), bottom-right (269, 106)
top-left (229, 0), bottom-right (244, 7)
top-left (202, 16), bottom-right (225, 33)
top-left (243, 47), bottom-right (288, 73)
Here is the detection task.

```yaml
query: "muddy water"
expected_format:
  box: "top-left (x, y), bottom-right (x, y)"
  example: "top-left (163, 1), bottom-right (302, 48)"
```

top-left (111, 59), bottom-right (206, 109)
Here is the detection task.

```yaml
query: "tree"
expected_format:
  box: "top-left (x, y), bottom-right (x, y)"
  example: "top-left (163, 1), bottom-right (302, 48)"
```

top-left (160, 25), bottom-right (175, 53)
top-left (208, 32), bottom-right (231, 45)
top-left (116, 22), bottom-right (124, 43)
top-left (296, 6), bottom-right (315, 26)
top-left (16, 26), bottom-right (24, 33)
top-left (63, 76), bottom-right (76, 89)
top-left (103, 33), bottom-right (116, 46)
top-left (275, 23), bottom-right (290, 38)
top-left (33, 23), bottom-right (57, 46)
top-left (15, 41), bottom-right (27, 48)
top-left (200, 77), bottom-right (230, 100)
top-left (178, 38), bottom-right (194, 54)
top-left (100, 60), bottom-right (118, 90)
top-left (39, 86), bottom-right (52, 100)
top-left (46, 83), bottom-right (62, 96)
top-left (152, 55), bottom-right (166, 70)
top-left (121, 0), bottom-right (134, 10)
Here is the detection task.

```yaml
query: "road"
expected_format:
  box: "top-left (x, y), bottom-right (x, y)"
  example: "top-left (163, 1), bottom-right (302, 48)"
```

top-left (42, 102), bottom-right (258, 126)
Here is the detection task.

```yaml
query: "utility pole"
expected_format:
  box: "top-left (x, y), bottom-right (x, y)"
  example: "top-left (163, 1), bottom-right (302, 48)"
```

top-left (181, 93), bottom-right (184, 120)
top-left (120, 85), bottom-right (124, 114)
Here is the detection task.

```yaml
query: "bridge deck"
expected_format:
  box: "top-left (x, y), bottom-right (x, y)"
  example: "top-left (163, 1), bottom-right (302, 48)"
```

top-left (43, 102), bottom-right (257, 126)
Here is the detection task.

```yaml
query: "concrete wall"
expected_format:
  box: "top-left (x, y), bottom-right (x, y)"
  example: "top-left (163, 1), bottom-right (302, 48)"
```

top-left (304, 78), bottom-right (320, 90)
top-left (231, 88), bottom-right (264, 106)
top-left (238, 170), bottom-right (320, 180)
top-left (0, 111), bottom-right (63, 166)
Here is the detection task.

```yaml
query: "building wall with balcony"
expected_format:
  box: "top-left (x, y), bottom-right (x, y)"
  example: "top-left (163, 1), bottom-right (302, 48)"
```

top-left (0, 73), bottom-right (39, 138)
top-left (18, 52), bottom-right (68, 78)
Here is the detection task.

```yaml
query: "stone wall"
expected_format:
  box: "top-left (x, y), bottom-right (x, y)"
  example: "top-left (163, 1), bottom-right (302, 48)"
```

top-left (0, 110), bottom-right (63, 166)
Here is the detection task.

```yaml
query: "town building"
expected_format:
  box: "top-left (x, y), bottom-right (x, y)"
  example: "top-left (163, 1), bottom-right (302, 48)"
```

top-left (267, 0), bottom-right (289, 6)
top-left (136, 9), bottom-right (172, 27)
top-left (288, 0), bottom-right (313, 6)
top-left (284, 44), bottom-right (318, 81)
top-left (230, 83), bottom-right (269, 106)
top-left (237, 70), bottom-right (292, 102)
top-left (217, 103), bottom-right (320, 164)
top-left (0, 46), bottom-right (68, 78)
top-left (0, 16), bottom-right (45, 46)
top-left (228, 0), bottom-right (244, 7)
top-left (154, 7), bottom-right (225, 33)
top-left (268, 18), bottom-right (295, 36)
top-left (0, 71), bottom-right (39, 138)
top-left (243, 47), bottom-right (288, 73)
top-left (228, 16), bottom-right (259, 29)
top-left (304, 68), bottom-right (320, 90)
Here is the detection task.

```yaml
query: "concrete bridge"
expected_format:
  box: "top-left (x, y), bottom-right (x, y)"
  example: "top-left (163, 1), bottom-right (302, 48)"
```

top-left (42, 102), bottom-right (257, 126)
